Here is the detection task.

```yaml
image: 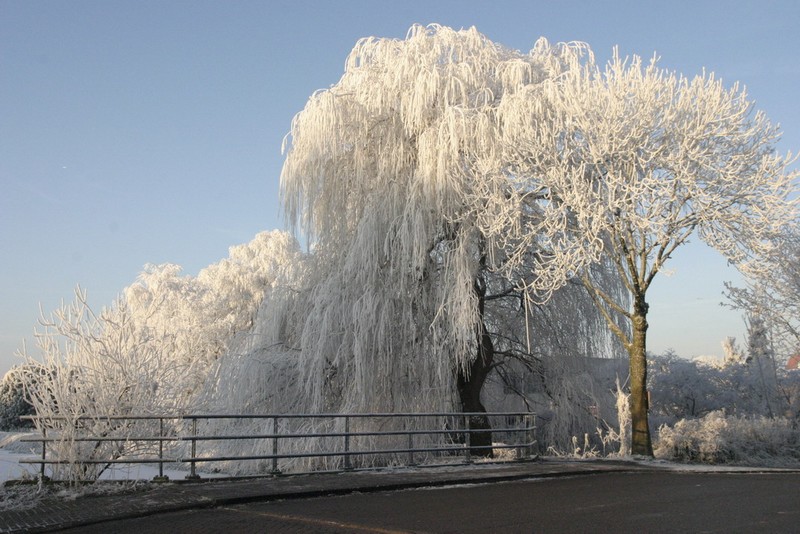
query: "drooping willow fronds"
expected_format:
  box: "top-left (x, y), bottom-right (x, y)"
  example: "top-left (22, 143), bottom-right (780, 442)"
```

top-left (273, 25), bottom-right (595, 415)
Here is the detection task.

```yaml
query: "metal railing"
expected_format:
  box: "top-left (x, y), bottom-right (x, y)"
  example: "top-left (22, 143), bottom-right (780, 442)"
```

top-left (19, 412), bottom-right (536, 482)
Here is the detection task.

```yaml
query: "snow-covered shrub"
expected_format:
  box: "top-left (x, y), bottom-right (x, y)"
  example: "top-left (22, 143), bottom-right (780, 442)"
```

top-left (648, 352), bottom-right (726, 425)
top-left (655, 410), bottom-right (800, 466)
top-left (19, 231), bottom-right (300, 482)
top-left (123, 230), bottom-right (302, 397)
top-left (648, 351), bottom-right (786, 429)
top-left (648, 348), bottom-right (800, 466)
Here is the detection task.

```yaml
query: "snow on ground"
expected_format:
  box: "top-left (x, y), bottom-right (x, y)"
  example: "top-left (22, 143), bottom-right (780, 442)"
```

top-left (0, 431), bottom-right (42, 482)
top-left (638, 457), bottom-right (800, 472)
top-left (0, 448), bottom-right (36, 483)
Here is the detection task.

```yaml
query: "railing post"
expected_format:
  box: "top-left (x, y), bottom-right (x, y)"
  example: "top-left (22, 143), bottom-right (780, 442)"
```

top-left (407, 424), bottom-right (416, 467)
top-left (40, 427), bottom-right (47, 481)
top-left (159, 418), bottom-right (164, 478)
top-left (153, 417), bottom-right (169, 482)
top-left (271, 416), bottom-right (281, 475)
top-left (463, 414), bottom-right (472, 464)
top-left (515, 414), bottom-right (527, 461)
top-left (343, 416), bottom-right (352, 470)
top-left (185, 417), bottom-right (200, 480)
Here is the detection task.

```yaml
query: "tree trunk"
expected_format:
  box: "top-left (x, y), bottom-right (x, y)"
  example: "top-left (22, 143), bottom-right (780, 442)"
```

top-left (457, 330), bottom-right (493, 457)
top-left (456, 269), bottom-right (493, 458)
top-left (629, 294), bottom-right (654, 457)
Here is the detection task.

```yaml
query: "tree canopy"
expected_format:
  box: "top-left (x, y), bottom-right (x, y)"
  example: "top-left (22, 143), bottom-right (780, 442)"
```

top-left (280, 24), bottom-right (798, 455)
top-left (274, 24), bottom-right (619, 419)
top-left (496, 49), bottom-right (798, 454)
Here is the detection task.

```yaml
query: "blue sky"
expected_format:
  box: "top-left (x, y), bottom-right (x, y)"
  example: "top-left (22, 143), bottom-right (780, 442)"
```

top-left (1, 0), bottom-right (798, 374)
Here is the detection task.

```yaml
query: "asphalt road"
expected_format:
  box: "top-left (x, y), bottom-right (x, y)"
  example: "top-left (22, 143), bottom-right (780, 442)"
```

top-left (63, 471), bottom-right (800, 533)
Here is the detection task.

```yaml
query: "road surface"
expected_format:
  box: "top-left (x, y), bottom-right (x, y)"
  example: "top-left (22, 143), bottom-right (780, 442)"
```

top-left (62, 471), bottom-right (800, 533)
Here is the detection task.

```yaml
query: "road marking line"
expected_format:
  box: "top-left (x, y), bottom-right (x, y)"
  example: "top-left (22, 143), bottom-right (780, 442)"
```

top-left (221, 507), bottom-right (417, 534)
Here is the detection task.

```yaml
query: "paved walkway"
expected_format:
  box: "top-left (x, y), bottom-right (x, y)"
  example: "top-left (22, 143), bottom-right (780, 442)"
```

top-left (0, 459), bottom-right (653, 533)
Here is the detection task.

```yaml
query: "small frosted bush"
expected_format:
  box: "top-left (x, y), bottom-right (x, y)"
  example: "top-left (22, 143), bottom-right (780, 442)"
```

top-left (655, 410), bottom-right (800, 466)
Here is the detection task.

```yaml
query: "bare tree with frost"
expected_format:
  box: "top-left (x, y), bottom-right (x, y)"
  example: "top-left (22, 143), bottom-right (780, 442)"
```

top-left (745, 314), bottom-right (780, 417)
top-left (496, 51), bottom-right (799, 456)
top-left (726, 228), bottom-right (800, 363)
top-left (20, 231), bottom-right (300, 481)
top-left (21, 288), bottom-right (189, 481)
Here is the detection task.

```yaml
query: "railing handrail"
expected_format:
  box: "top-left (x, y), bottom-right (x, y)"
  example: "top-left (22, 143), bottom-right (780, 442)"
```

top-left (20, 411), bottom-right (532, 421)
top-left (22, 425), bottom-right (530, 444)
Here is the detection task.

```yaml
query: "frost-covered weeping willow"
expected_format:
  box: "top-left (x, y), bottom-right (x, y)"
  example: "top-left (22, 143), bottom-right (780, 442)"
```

top-left (204, 25), bottom-right (624, 470)
top-left (278, 25), bottom-right (598, 411)
top-left (213, 26), bottom-right (593, 410)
